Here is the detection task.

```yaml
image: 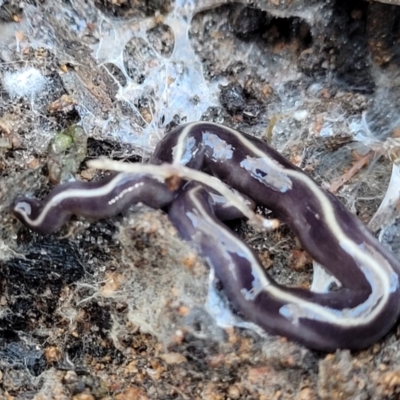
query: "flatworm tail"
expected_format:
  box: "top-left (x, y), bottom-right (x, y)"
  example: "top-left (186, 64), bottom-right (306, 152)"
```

top-left (11, 121), bottom-right (400, 350)
top-left (153, 122), bottom-right (400, 350)
top-left (168, 183), bottom-right (400, 351)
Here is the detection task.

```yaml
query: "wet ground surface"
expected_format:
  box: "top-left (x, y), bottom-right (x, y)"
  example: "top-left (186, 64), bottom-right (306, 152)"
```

top-left (1, 0), bottom-right (400, 398)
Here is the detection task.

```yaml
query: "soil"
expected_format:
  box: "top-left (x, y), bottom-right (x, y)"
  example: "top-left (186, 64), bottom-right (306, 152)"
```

top-left (1, 0), bottom-right (400, 399)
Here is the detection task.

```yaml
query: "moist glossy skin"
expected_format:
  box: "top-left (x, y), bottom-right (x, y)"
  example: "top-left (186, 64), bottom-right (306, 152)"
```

top-left (168, 184), bottom-right (399, 350)
top-left (11, 172), bottom-right (252, 235)
top-left (11, 122), bottom-right (400, 350)
top-left (153, 122), bottom-right (400, 350)
top-left (12, 174), bottom-right (175, 234)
